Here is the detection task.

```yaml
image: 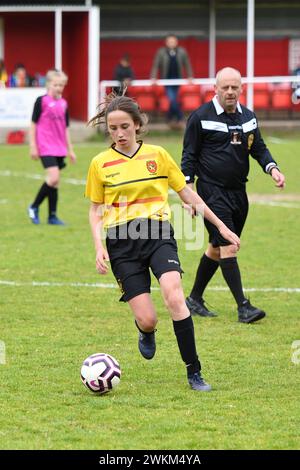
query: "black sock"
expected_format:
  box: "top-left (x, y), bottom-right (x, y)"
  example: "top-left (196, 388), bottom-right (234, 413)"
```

top-left (190, 254), bottom-right (219, 302)
top-left (219, 257), bottom-right (246, 307)
top-left (48, 186), bottom-right (58, 217)
top-left (173, 316), bottom-right (201, 376)
top-left (31, 182), bottom-right (50, 208)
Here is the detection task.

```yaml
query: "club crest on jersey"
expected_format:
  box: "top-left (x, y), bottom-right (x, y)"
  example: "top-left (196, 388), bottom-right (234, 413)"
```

top-left (146, 160), bottom-right (157, 174)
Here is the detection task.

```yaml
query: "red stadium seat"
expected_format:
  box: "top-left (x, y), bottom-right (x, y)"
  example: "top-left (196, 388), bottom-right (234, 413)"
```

top-left (270, 83), bottom-right (292, 112)
top-left (253, 83), bottom-right (271, 111)
top-left (239, 92), bottom-right (247, 106)
top-left (180, 94), bottom-right (202, 111)
top-left (135, 94), bottom-right (156, 112)
top-left (202, 85), bottom-right (215, 103)
top-left (128, 85), bottom-right (156, 112)
top-left (178, 84), bottom-right (201, 96)
top-left (153, 85), bottom-right (169, 113)
top-left (179, 84), bottom-right (202, 111)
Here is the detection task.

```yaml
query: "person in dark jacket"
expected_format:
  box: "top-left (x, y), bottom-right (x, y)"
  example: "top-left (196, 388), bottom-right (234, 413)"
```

top-left (181, 67), bottom-right (285, 323)
top-left (151, 34), bottom-right (193, 128)
top-left (113, 54), bottom-right (135, 95)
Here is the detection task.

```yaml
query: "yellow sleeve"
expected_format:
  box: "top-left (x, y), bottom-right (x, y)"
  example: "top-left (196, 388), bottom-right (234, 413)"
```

top-left (163, 148), bottom-right (186, 192)
top-left (85, 158), bottom-right (104, 203)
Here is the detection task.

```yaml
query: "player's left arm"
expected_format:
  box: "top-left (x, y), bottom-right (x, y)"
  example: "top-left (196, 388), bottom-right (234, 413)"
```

top-left (65, 127), bottom-right (76, 163)
top-left (178, 185), bottom-right (240, 248)
top-left (65, 108), bottom-right (76, 163)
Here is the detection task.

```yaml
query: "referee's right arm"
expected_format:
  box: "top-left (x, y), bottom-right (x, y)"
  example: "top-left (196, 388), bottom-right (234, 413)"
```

top-left (181, 112), bottom-right (202, 185)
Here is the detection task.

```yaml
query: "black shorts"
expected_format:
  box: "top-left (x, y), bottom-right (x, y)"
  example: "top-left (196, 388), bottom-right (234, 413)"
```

top-left (196, 180), bottom-right (249, 247)
top-left (106, 219), bottom-right (183, 302)
top-left (40, 156), bottom-right (66, 170)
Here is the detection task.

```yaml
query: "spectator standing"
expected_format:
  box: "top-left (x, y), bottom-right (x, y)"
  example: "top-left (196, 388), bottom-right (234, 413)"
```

top-left (151, 34), bottom-right (193, 129)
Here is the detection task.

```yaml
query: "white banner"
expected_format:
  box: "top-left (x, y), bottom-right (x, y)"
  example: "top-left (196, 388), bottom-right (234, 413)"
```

top-left (289, 39), bottom-right (300, 73)
top-left (0, 87), bottom-right (46, 127)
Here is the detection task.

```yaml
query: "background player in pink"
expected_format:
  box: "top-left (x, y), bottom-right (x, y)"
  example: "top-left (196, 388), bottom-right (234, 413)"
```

top-left (28, 69), bottom-right (76, 225)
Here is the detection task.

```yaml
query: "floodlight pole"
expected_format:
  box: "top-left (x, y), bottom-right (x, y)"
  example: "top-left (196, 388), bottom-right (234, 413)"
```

top-left (88, 7), bottom-right (100, 120)
top-left (55, 8), bottom-right (62, 71)
top-left (209, 0), bottom-right (216, 78)
top-left (246, 0), bottom-right (255, 110)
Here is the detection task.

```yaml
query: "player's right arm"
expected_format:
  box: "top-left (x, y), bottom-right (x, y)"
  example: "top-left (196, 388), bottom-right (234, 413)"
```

top-left (30, 96), bottom-right (42, 159)
top-left (89, 202), bottom-right (110, 275)
top-left (29, 122), bottom-right (39, 159)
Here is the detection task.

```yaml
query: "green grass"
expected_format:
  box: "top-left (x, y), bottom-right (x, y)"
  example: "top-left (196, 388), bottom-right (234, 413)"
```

top-left (0, 130), bottom-right (300, 449)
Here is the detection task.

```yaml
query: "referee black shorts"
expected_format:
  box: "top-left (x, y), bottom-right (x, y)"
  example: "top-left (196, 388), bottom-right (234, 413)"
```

top-left (106, 219), bottom-right (183, 302)
top-left (196, 180), bottom-right (249, 247)
top-left (40, 156), bottom-right (66, 170)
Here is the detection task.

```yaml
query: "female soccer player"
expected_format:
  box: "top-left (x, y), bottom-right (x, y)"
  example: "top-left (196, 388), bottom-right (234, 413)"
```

top-left (85, 92), bottom-right (240, 392)
top-left (28, 69), bottom-right (76, 225)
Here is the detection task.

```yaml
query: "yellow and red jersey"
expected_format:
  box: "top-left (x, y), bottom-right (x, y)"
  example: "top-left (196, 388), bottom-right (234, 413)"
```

top-left (85, 142), bottom-right (186, 228)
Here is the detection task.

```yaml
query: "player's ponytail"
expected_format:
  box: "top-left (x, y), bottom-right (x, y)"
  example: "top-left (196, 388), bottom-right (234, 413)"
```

top-left (88, 90), bottom-right (148, 135)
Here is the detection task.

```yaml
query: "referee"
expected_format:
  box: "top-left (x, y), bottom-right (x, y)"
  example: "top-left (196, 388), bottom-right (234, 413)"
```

top-left (181, 67), bottom-right (285, 323)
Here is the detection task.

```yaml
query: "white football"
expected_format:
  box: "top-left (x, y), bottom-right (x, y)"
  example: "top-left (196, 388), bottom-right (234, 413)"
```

top-left (80, 353), bottom-right (121, 394)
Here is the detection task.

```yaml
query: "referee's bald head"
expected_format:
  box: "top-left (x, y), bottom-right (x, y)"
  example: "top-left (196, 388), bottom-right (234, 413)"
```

top-left (216, 67), bottom-right (242, 86)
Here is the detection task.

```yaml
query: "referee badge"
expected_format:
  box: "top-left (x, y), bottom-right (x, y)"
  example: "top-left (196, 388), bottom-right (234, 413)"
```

top-left (146, 160), bottom-right (157, 174)
top-left (230, 131), bottom-right (242, 145)
top-left (248, 133), bottom-right (254, 150)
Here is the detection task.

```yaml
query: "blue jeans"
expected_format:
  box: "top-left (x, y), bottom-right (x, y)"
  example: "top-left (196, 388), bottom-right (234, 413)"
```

top-left (165, 85), bottom-right (184, 121)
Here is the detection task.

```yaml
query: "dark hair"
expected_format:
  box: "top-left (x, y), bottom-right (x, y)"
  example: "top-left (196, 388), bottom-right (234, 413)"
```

top-left (14, 63), bottom-right (26, 70)
top-left (121, 53), bottom-right (130, 62)
top-left (88, 90), bottom-right (148, 135)
top-left (166, 33), bottom-right (177, 39)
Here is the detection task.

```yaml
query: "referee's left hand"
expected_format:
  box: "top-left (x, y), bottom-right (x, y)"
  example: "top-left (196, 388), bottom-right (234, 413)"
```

top-left (271, 168), bottom-right (285, 189)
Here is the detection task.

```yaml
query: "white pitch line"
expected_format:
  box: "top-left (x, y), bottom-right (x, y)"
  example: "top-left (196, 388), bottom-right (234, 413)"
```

top-left (251, 201), bottom-right (300, 209)
top-left (0, 280), bottom-right (300, 293)
top-left (0, 170), bottom-right (86, 186)
top-left (267, 137), bottom-right (285, 144)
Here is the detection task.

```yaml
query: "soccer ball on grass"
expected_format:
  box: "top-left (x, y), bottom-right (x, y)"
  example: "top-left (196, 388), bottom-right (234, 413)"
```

top-left (80, 353), bottom-right (121, 394)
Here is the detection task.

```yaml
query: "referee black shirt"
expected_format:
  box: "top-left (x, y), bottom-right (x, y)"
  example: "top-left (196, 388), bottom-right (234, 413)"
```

top-left (181, 96), bottom-right (277, 190)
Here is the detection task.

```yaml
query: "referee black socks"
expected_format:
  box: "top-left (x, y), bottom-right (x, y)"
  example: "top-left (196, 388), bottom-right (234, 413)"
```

top-left (219, 257), bottom-right (245, 307)
top-left (190, 254), bottom-right (219, 301)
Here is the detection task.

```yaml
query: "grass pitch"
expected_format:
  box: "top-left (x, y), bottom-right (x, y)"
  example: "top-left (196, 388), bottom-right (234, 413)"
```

top-left (0, 130), bottom-right (300, 450)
